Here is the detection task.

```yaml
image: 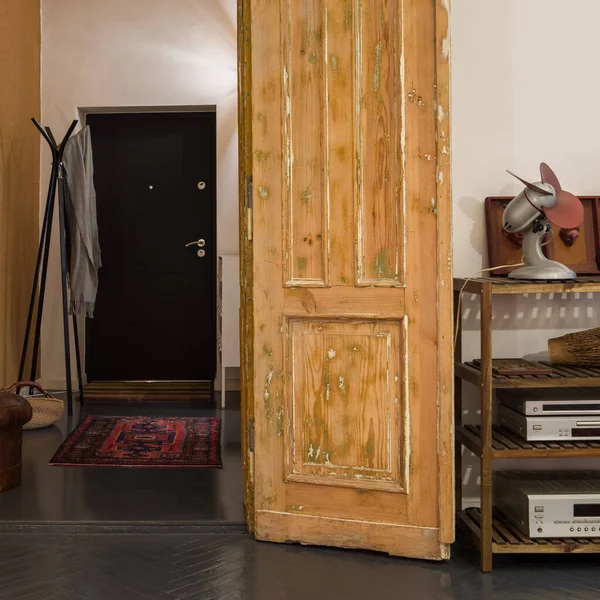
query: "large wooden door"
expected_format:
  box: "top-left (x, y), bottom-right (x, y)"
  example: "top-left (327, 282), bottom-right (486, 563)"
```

top-left (240, 0), bottom-right (452, 559)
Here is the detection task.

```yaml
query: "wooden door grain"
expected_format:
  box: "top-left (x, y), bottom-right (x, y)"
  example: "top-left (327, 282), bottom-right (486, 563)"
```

top-left (242, 0), bottom-right (452, 559)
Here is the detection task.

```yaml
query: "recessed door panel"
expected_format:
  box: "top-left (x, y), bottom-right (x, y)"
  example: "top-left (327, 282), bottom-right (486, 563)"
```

top-left (283, 0), bottom-right (329, 286)
top-left (286, 318), bottom-right (405, 492)
top-left (356, 0), bottom-right (404, 287)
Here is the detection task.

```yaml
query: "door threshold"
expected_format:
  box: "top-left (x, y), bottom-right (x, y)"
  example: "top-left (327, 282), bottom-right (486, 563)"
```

top-left (84, 380), bottom-right (213, 402)
top-left (0, 520), bottom-right (246, 534)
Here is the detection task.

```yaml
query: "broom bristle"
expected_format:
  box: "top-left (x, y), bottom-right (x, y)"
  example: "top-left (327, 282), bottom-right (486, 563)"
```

top-left (549, 327), bottom-right (600, 366)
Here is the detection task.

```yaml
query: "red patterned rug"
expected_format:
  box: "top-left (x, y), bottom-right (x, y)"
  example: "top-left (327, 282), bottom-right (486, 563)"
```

top-left (50, 416), bottom-right (222, 468)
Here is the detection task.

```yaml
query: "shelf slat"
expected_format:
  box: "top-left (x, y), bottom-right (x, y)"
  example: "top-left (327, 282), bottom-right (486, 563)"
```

top-left (457, 508), bottom-right (600, 554)
top-left (456, 425), bottom-right (600, 459)
top-left (456, 360), bottom-right (600, 389)
top-left (454, 276), bottom-right (600, 295)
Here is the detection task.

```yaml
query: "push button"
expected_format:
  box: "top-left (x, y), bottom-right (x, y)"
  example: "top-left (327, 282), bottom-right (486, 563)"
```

top-left (533, 425), bottom-right (542, 431)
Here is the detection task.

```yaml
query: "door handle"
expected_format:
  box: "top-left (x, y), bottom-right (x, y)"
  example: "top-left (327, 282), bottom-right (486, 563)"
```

top-left (185, 239), bottom-right (206, 248)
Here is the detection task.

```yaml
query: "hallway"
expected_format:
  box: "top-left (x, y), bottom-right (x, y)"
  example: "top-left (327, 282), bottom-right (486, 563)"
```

top-left (0, 393), bottom-right (243, 524)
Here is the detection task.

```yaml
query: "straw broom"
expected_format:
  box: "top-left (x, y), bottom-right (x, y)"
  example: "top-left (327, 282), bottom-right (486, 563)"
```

top-left (548, 327), bottom-right (600, 366)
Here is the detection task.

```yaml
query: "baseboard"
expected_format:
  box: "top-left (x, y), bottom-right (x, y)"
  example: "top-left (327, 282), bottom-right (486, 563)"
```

top-left (461, 497), bottom-right (481, 509)
top-left (215, 378), bottom-right (240, 392)
top-left (37, 376), bottom-right (88, 392)
top-left (0, 521), bottom-right (246, 534)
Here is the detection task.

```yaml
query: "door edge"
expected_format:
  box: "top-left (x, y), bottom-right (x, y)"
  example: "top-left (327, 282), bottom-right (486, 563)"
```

top-left (434, 0), bottom-right (454, 545)
top-left (238, 0), bottom-right (255, 533)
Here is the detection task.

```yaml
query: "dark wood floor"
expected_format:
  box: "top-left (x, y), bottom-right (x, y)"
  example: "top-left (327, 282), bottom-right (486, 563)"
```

top-left (2, 392), bottom-right (599, 595)
top-left (0, 532), bottom-right (599, 600)
top-left (0, 392), bottom-right (244, 524)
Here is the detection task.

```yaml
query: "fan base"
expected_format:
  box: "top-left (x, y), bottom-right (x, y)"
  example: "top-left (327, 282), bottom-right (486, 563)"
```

top-left (508, 262), bottom-right (576, 280)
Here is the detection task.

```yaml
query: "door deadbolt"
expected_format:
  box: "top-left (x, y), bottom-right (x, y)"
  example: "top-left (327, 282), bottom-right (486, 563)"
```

top-left (197, 249), bottom-right (206, 258)
top-left (197, 181), bottom-right (206, 190)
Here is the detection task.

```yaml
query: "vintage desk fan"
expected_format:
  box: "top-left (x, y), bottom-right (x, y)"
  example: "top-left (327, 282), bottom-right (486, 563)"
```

top-left (502, 163), bottom-right (584, 280)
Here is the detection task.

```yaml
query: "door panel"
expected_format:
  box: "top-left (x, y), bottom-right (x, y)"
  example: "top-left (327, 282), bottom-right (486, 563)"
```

top-left (247, 0), bottom-right (452, 559)
top-left (285, 318), bottom-right (405, 492)
top-left (282, 0), bottom-right (328, 286)
top-left (86, 112), bottom-right (217, 382)
top-left (355, 0), bottom-right (404, 287)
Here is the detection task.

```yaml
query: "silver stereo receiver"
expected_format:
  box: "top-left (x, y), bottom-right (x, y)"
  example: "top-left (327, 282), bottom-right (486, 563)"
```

top-left (494, 471), bottom-right (600, 538)
top-left (499, 404), bottom-right (600, 441)
top-left (498, 388), bottom-right (600, 416)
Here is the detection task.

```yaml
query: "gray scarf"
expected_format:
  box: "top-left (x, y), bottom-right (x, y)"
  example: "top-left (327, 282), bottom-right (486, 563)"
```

top-left (62, 126), bottom-right (102, 317)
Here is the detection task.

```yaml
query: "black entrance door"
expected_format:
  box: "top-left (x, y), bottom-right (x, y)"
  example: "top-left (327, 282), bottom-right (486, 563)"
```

top-left (85, 111), bottom-right (216, 382)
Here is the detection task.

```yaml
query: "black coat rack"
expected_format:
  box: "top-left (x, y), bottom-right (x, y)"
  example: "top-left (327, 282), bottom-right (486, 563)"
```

top-left (18, 119), bottom-right (84, 416)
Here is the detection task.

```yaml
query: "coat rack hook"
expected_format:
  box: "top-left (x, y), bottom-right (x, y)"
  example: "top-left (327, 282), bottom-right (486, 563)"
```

top-left (31, 118), bottom-right (54, 149)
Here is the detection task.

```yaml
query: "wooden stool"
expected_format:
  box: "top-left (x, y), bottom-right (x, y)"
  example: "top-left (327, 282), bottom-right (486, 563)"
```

top-left (0, 392), bottom-right (32, 491)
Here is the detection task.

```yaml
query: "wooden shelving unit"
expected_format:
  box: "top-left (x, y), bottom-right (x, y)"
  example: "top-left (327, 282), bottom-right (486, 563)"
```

top-left (454, 276), bottom-right (600, 571)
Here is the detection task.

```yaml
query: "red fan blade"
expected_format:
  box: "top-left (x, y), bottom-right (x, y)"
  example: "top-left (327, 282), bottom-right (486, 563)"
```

top-left (540, 162), bottom-right (562, 194)
top-left (506, 170), bottom-right (553, 196)
top-left (544, 190), bottom-right (584, 229)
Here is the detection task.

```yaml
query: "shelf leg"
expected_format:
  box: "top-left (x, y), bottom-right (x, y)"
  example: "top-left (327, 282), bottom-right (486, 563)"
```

top-left (480, 283), bottom-right (493, 573)
top-left (221, 364), bottom-right (226, 410)
top-left (454, 289), bottom-right (463, 513)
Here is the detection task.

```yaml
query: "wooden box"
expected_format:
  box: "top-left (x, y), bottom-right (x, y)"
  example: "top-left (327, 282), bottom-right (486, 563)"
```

top-left (485, 196), bottom-right (600, 276)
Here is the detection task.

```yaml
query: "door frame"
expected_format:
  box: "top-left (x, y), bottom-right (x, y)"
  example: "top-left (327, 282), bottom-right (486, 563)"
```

top-left (237, 0), bottom-right (453, 542)
top-left (80, 106), bottom-right (219, 385)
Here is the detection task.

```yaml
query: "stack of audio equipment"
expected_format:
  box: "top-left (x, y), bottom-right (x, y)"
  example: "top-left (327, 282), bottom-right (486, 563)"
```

top-left (496, 390), bottom-right (600, 538)
top-left (498, 388), bottom-right (600, 441)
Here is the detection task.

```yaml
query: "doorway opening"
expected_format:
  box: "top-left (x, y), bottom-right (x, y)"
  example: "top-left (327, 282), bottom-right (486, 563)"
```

top-left (83, 109), bottom-right (217, 398)
top-left (3, 1), bottom-right (247, 527)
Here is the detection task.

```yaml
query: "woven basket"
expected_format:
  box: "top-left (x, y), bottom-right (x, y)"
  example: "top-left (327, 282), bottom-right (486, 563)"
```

top-left (3, 382), bottom-right (64, 430)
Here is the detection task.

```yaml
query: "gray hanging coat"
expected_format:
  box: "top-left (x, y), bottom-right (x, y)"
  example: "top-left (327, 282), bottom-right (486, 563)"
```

top-left (62, 126), bottom-right (102, 317)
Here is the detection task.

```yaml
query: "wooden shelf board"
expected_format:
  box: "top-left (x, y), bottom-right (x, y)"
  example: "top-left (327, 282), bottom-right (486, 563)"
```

top-left (457, 425), bottom-right (600, 459)
top-left (454, 276), bottom-right (600, 296)
top-left (455, 425), bottom-right (483, 457)
top-left (456, 361), bottom-right (600, 389)
top-left (458, 508), bottom-right (600, 554)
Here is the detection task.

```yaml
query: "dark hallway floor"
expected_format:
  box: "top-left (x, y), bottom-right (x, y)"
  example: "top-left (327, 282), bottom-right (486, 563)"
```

top-left (1, 531), bottom-right (599, 600)
top-left (0, 392), bottom-right (244, 524)
top-left (2, 392), bottom-right (599, 597)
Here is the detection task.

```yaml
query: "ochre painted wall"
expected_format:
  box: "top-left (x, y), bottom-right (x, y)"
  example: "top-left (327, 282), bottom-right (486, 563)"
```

top-left (0, 0), bottom-right (41, 386)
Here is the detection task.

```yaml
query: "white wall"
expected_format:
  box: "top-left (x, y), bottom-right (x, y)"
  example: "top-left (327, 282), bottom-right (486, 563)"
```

top-left (452, 0), bottom-right (600, 500)
top-left (40, 2), bottom-right (600, 464)
top-left (40, 0), bottom-right (238, 387)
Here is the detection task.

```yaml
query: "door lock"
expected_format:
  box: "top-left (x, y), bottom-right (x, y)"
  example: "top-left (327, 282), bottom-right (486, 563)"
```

top-left (197, 249), bottom-right (206, 258)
